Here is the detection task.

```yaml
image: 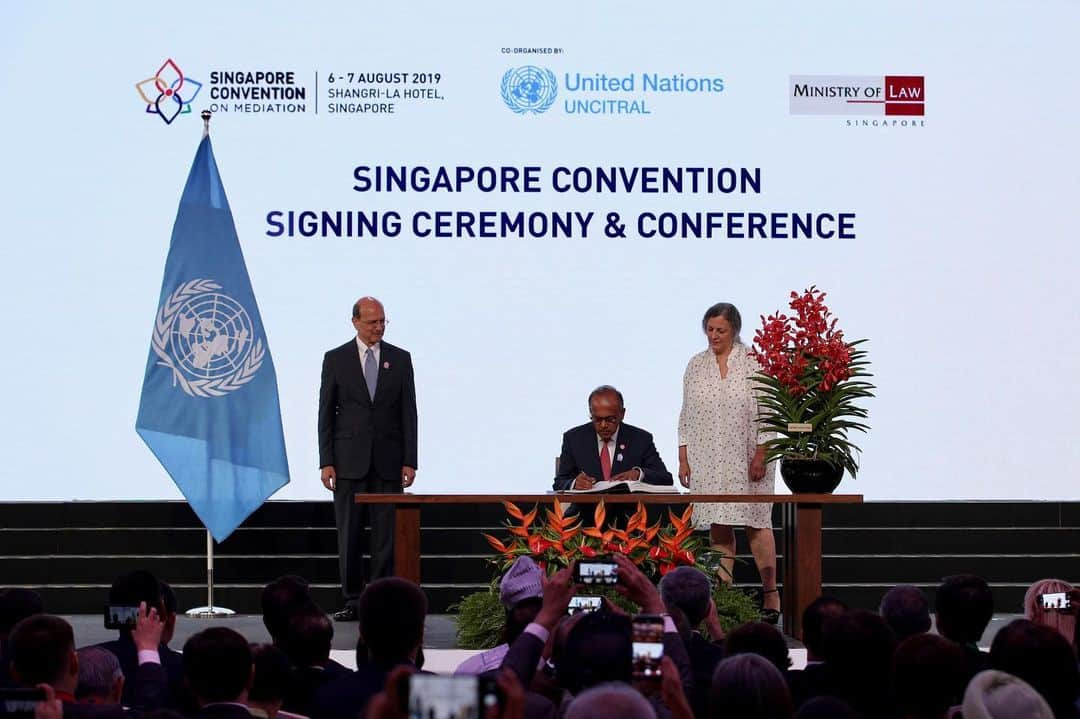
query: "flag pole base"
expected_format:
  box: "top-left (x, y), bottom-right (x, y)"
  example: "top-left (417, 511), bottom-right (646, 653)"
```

top-left (185, 606), bottom-right (236, 618)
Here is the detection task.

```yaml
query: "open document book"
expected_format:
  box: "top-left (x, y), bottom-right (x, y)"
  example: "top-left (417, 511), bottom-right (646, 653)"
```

top-left (562, 481), bottom-right (681, 494)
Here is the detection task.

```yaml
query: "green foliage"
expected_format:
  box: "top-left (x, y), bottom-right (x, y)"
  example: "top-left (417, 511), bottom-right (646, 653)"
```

top-left (450, 589), bottom-right (505, 650)
top-left (710, 583), bottom-right (762, 635)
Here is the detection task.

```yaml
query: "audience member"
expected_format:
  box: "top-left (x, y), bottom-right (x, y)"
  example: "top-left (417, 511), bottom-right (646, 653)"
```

top-left (962, 670), bottom-right (1055, 719)
top-left (658, 566), bottom-right (726, 716)
top-left (891, 633), bottom-right (966, 719)
top-left (93, 571), bottom-right (186, 709)
top-left (819, 609), bottom-right (897, 719)
top-left (989, 619), bottom-right (1079, 719)
top-left (456, 556), bottom-right (544, 675)
top-left (794, 696), bottom-right (859, 719)
top-left (260, 576), bottom-right (314, 646)
top-left (181, 628), bottom-right (253, 719)
top-left (565, 682), bottom-right (657, 719)
top-left (158, 582), bottom-right (178, 649)
top-left (0, 588), bottom-right (45, 683)
top-left (247, 644), bottom-right (294, 719)
top-left (279, 607), bottom-right (349, 716)
top-left (11, 609), bottom-right (167, 716)
top-left (309, 577), bottom-right (427, 719)
top-left (76, 647), bottom-right (125, 704)
top-left (787, 596), bottom-right (848, 707)
top-left (708, 654), bottom-right (792, 719)
top-left (723, 621), bottom-right (791, 675)
top-left (880, 584), bottom-right (932, 642)
top-left (934, 574), bottom-right (994, 684)
top-left (1024, 579), bottom-right (1078, 651)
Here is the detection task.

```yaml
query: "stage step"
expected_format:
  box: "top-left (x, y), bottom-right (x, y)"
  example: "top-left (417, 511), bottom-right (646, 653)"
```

top-left (0, 501), bottom-right (1076, 614)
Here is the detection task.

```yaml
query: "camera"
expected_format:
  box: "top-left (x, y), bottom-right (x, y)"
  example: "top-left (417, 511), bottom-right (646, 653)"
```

top-left (631, 614), bottom-right (665, 678)
top-left (1039, 592), bottom-right (1071, 611)
top-left (399, 674), bottom-right (502, 719)
top-left (0, 688), bottom-right (47, 717)
top-left (574, 557), bottom-right (618, 585)
top-left (567, 596), bottom-right (602, 614)
top-left (103, 605), bottom-right (140, 630)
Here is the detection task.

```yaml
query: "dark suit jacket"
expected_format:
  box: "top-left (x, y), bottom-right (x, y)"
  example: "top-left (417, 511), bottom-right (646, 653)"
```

top-left (318, 339), bottom-right (418, 479)
top-left (553, 422), bottom-right (673, 491)
top-left (93, 636), bottom-right (187, 711)
top-left (282, 659), bottom-right (352, 717)
top-left (309, 661), bottom-right (419, 719)
top-left (193, 703), bottom-right (257, 719)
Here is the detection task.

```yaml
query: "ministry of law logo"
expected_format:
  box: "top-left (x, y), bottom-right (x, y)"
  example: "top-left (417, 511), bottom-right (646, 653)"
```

top-left (136, 59), bottom-right (204, 125)
top-left (790, 75), bottom-right (925, 116)
top-left (151, 279), bottom-right (264, 398)
top-left (501, 66), bottom-right (558, 114)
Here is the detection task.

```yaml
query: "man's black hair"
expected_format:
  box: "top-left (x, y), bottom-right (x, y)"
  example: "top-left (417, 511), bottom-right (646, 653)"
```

top-left (557, 611), bottom-right (632, 694)
top-left (280, 607), bottom-right (333, 668)
top-left (249, 644), bottom-right (294, 704)
top-left (182, 628), bottom-right (253, 704)
top-left (934, 574), bottom-right (993, 645)
top-left (7, 614), bottom-right (74, 686)
top-left (357, 578), bottom-right (427, 666)
top-left (260, 575), bottom-right (312, 642)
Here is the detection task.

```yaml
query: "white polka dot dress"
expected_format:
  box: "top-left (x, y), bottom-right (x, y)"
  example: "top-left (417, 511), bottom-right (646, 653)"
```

top-left (678, 345), bottom-right (776, 529)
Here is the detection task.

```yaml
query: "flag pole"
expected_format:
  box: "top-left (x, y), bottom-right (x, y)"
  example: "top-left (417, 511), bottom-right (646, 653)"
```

top-left (184, 109), bottom-right (236, 620)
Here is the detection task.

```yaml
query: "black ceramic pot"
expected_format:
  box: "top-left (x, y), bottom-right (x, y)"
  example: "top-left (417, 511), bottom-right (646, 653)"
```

top-left (779, 458), bottom-right (843, 494)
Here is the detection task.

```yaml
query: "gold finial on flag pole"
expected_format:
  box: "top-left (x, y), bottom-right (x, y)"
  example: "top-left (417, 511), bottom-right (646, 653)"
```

top-left (201, 110), bottom-right (211, 138)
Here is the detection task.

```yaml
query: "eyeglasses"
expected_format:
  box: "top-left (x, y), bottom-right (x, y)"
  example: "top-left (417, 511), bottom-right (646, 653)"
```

top-left (358, 319), bottom-right (389, 327)
top-left (590, 415), bottom-right (620, 425)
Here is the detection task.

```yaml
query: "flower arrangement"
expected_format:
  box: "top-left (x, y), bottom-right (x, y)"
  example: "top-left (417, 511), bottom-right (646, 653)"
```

top-left (482, 499), bottom-right (717, 579)
top-left (750, 286), bottom-right (874, 478)
top-left (452, 499), bottom-right (761, 649)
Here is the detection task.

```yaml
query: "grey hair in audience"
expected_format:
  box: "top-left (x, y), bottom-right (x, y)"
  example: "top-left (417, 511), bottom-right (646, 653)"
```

top-left (961, 670), bottom-right (1054, 719)
top-left (659, 566), bottom-right (713, 626)
top-left (709, 653), bottom-right (793, 719)
top-left (879, 584), bottom-right (931, 641)
top-left (76, 646), bottom-right (123, 699)
top-left (566, 682), bottom-right (657, 719)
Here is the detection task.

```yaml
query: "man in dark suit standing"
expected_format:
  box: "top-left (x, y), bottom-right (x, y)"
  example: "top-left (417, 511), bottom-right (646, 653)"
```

top-left (553, 385), bottom-right (673, 491)
top-left (319, 297), bottom-right (418, 622)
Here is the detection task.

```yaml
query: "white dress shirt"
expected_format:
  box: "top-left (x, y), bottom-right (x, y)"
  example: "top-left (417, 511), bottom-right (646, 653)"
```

top-left (596, 429), bottom-right (643, 481)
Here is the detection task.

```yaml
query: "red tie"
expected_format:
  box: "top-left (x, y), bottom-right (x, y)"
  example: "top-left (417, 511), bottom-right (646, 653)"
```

top-left (599, 441), bottom-right (612, 482)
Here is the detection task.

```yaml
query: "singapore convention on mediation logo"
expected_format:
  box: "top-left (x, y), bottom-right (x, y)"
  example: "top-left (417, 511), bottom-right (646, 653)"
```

top-left (501, 66), bottom-right (558, 114)
top-left (135, 59), bottom-right (204, 125)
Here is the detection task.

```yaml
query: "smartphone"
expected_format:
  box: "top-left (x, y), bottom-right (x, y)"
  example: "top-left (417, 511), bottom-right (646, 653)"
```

top-left (104, 605), bottom-right (140, 630)
top-left (631, 614), bottom-right (665, 679)
top-left (1039, 592), bottom-right (1071, 611)
top-left (0, 688), bottom-right (47, 717)
top-left (568, 596), bottom-right (602, 614)
top-left (574, 558), bottom-right (618, 585)
top-left (400, 674), bottom-right (501, 719)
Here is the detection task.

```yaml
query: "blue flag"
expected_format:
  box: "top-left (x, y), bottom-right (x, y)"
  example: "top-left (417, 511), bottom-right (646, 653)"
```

top-left (137, 136), bottom-right (289, 542)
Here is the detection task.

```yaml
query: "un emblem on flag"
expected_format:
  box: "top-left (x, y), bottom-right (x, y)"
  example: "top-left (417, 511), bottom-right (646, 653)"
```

top-left (151, 279), bottom-right (265, 398)
top-left (501, 66), bottom-right (558, 114)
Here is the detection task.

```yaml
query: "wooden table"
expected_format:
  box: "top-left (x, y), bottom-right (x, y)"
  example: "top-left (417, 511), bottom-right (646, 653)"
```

top-left (355, 492), bottom-right (863, 638)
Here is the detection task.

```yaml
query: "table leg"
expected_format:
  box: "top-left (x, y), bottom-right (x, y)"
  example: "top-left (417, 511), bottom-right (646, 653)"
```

top-left (786, 502), bottom-right (823, 640)
top-left (394, 504), bottom-right (421, 583)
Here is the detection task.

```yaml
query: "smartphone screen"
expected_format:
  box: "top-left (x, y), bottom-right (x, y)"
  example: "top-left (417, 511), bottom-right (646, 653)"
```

top-left (575, 560), bottom-right (618, 585)
top-left (631, 614), bottom-right (665, 678)
top-left (404, 674), bottom-right (499, 719)
top-left (1040, 592), bottom-right (1071, 610)
top-left (0, 688), bottom-right (47, 717)
top-left (568, 596), bottom-right (602, 614)
top-left (103, 605), bottom-right (140, 630)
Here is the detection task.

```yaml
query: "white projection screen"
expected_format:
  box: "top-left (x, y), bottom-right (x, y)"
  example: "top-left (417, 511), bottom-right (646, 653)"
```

top-left (1, 1), bottom-right (1077, 501)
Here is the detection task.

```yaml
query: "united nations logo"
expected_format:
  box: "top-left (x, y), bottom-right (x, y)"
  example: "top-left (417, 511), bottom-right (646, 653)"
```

top-left (151, 279), bottom-right (265, 398)
top-left (501, 66), bottom-right (558, 114)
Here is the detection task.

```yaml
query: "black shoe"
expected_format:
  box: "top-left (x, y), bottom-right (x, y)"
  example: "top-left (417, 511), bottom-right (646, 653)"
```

top-left (333, 606), bottom-right (358, 622)
top-left (761, 588), bottom-right (781, 625)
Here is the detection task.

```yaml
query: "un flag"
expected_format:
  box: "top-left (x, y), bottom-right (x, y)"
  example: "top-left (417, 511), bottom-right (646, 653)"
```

top-left (137, 135), bottom-right (289, 542)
